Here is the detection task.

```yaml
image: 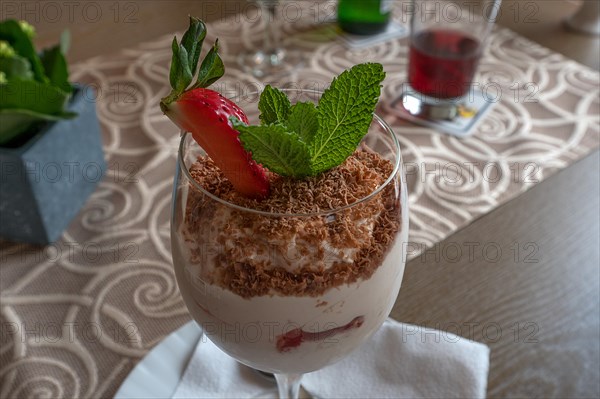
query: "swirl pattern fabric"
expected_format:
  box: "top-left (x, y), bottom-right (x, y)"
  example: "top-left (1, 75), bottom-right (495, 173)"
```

top-left (1, 11), bottom-right (599, 398)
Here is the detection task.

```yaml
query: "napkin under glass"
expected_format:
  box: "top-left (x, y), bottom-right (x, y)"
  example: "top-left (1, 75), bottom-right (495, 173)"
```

top-left (172, 318), bottom-right (490, 399)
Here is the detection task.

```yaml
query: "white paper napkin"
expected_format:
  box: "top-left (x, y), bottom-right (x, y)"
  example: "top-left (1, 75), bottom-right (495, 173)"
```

top-left (172, 318), bottom-right (490, 399)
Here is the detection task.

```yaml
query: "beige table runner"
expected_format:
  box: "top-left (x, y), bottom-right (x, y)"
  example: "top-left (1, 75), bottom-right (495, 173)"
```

top-left (1, 10), bottom-right (599, 398)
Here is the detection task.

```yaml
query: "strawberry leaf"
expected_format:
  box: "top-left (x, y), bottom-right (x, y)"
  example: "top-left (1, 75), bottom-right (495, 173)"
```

top-left (180, 16), bottom-right (206, 77)
top-left (194, 40), bottom-right (224, 89)
top-left (178, 45), bottom-right (193, 91)
top-left (234, 121), bottom-right (313, 178)
top-left (169, 37), bottom-right (182, 91)
top-left (258, 85), bottom-right (291, 125)
top-left (165, 17), bottom-right (214, 103)
top-left (169, 39), bottom-right (193, 95)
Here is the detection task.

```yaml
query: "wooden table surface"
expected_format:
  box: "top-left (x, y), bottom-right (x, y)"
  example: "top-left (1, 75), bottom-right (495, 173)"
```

top-left (391, 150), bottom-right (600, 397)
top-left (16, 0), bottom-right (600, 397)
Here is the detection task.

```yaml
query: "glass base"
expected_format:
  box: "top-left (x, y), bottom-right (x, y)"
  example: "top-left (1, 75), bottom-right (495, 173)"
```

top-left (399, 86), bottom-right (465, 121)
top-left (247, 387), bottom-right (315, 399)
top-left (392, 84), bottom-right (496, 137)
top-left (238, 49), bottom-right (304, 79)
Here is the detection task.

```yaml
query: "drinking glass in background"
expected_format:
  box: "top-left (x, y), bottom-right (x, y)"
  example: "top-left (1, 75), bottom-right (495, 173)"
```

top-left (565, 0), bottom-right (600, 35)
top-left (403, 0), bottom-right (502, 119)
top-left (237, 0), bottom-right (303, 78)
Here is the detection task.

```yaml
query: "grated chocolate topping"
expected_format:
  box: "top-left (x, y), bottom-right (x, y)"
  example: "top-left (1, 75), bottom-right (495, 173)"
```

top-left (183, 149), bottom-right (402, 298)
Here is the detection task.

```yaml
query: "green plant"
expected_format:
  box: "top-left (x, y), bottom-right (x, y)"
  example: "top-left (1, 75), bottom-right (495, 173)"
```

top-left (0, 19), bottom-right (76, 145)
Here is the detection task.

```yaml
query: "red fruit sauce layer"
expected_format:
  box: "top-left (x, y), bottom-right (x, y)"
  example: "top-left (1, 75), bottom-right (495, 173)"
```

top-left (184, 149), bottom-right (402, 298)
top-left (276, 316), bottom-right (365, 352)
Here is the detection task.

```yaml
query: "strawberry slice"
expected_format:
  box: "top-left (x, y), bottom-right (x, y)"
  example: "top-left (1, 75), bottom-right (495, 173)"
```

top-left (160, 16), bottom-right (269, 199)
top-left (162, 89), bottom-right (269, 198)
top-left (276, 316), bottom-right (365, 352)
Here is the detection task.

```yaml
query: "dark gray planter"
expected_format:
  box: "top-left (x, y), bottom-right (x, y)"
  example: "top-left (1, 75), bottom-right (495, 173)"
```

top-left (0, 86), bottom-right (106, 244)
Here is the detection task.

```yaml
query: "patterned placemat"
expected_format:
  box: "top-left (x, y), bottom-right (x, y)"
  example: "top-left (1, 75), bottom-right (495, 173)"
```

top-left (1, 7), bottom-right (599, 398)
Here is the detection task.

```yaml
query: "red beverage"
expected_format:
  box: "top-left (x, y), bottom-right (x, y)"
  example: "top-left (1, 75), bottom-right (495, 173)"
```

top-left (408, 29), bottom-right (481, 99)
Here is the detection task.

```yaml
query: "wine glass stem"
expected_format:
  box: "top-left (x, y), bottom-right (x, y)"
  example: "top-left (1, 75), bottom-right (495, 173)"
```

top-left (263, 1), bottom-right (281, 57)
top-left (274, 373), bottom-right (302, 399)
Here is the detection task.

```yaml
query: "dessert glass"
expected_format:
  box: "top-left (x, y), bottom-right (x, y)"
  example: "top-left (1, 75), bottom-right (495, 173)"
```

top-left (171, 89), bottom-right (408, 398)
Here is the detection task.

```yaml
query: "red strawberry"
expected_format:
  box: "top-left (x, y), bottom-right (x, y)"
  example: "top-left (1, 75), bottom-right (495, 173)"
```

top-left (162, 89), bottom-right (269, 198)
top-left (160, 17), bottom-right (269, 199)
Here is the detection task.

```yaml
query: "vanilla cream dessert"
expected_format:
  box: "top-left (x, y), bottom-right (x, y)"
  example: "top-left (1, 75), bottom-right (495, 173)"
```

top-left (172, 149), bottom-right (407, 373)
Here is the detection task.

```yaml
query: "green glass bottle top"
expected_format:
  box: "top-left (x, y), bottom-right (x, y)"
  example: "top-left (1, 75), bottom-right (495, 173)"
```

top-left (337, 0), bottom-right (392, 35)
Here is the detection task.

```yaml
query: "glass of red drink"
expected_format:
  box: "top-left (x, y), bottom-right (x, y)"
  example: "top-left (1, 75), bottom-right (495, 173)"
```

top-left (404, 0), bottom-right (502, 118)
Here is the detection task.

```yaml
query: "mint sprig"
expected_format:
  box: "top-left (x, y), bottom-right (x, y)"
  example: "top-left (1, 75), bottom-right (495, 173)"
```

top-left (311, 63), bottom-right (385, 173)
top-left (258, 85), bottom-right (291, 125)
top-left (161, 16), bottom-right (223, 107)
top-left (233, 123), bottom-right (313, 177)
top-left (236, 63), bottom-right (385, 178)
top-left (287, 102), bottom-right (318, 143)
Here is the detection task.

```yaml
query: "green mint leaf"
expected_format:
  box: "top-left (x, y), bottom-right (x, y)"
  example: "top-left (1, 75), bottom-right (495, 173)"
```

top-left (258, 85), bottom-right (291, 125)
top-left (193, 40), bottom-right (224, 88)
top-left (310, 63), bottom-right (385, 174)
top-left (234, 121), bottom-right (313, 178)
top-left (287, 101), bottom-right (318, 143)
top-left (0, 19), bottom-right (47, 84)
top-left (180, 16), bottom-right (206, 77)
top-left (40, 45), bottom-right (73, 93)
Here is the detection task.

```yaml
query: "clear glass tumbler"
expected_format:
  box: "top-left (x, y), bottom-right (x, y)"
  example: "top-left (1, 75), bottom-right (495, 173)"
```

top-left (403, 0), bottom-right (502, 119)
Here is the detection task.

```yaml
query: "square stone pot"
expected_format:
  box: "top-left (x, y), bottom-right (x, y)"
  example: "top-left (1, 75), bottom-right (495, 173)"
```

top-left (0, 86), bottom-right (106, 244)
